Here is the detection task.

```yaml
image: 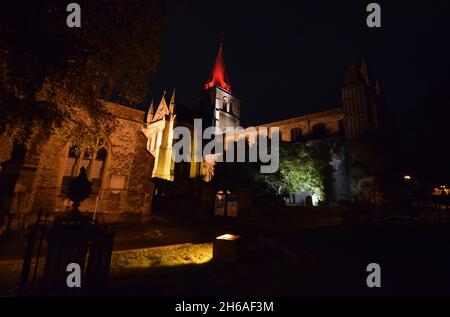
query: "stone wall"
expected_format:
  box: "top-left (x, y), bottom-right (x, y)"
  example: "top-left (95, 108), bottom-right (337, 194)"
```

top-left (0, 101), bottom-right (156, 230)
top-left (256, 108), bottom-right (344, 141)
top-left (0, 137), bottom-right (14, 163)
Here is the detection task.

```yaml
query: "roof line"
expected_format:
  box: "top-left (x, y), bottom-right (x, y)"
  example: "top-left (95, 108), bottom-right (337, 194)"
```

top-left (255, 107), bottom-right (343, 127)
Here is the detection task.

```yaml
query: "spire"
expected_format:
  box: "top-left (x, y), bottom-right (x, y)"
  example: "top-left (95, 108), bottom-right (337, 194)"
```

top-left (152, 92), bottom-right (169, 122)
top-left (169, 88), bottom-right (176, 114)
top-left (345, 62), bottom-right (363, 85)
top-left (360, 58), bottom-right (372, 86)
top-left (204, 41), bottom-right (232, 92)
top-left (146, 100), bottom-right (154, 123)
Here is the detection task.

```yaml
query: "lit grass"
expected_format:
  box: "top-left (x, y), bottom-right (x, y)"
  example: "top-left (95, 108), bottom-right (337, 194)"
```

top-left (0, 243), bottom-right (213, 296)
top-left (110, 243), bottom-right (213, 271)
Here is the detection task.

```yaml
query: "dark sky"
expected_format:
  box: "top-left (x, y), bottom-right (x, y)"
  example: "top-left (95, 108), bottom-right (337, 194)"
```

top-left (150, 0), bottom-right (450, 127)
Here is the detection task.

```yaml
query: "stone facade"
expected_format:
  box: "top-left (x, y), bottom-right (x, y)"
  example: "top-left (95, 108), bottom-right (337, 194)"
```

top-left (142, 91), bottom-right (176, 181)
top-left (0, 101), bottom-right (155, 232)
top-left (256, 108), bottom-right (344, 142)
top-left (202, 85), bottom-right (241, 131)
top-left (146, 46), bottom-right (389, 210)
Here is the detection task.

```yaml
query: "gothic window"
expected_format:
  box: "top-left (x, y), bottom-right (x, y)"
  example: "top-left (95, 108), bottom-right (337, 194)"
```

top-left (80, 148), bottom-right (93, 171)
top-left (64, 145), bottom-right (80, 177)
top-left (91, 146), bottom-right (108, 188)
top-left (290, 128), bottom-right (302, 142)
top-left (311, 123), bottom-right (328, 139)
top-left (61, 138), bottom-right (109, 194)
top-left (222, 96), bottom-right (229, 112)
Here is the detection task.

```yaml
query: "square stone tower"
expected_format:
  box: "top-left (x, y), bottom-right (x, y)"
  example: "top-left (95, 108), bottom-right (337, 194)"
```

top-left (201, 42), bottom-right (241, 131)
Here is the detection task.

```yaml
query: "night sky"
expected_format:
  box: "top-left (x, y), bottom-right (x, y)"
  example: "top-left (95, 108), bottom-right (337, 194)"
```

top-left (151, 0), bottom-right (450, 127)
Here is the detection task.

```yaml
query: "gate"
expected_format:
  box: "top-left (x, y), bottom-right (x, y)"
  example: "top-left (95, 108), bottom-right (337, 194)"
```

top-left (17, 210), bottom-right (115, 296)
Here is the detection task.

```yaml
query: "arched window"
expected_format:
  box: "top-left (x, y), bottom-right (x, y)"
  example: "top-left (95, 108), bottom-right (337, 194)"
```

top-left (223, 96), bottom-right (230, 112)
top-left (311, 123), bottom-right (328, 139)
top-left (61, 138), bottom-right (109, 193)
top-left (91, 146), bottom-right (108, 188)
top-left (64, 145), bottom-right (80, 177)
top-left (80, 148), bottom-right (93, 171)
top-left (290, 128), bottom-right (302, 142)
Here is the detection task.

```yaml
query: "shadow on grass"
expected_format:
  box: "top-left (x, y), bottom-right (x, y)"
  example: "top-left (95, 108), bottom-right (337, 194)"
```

top-left (108, 248), bottom-right (303, 297)
top-left (108, 223), bottom-right (450, 297)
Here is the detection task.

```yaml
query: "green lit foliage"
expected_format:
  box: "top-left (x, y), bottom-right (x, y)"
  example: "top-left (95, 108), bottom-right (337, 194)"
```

top-left (213, 141), bottom-right (331, 203)
top-left (256, 142), bottom-right (328, 201)
top-left (0, 1), bottom-right (167, 144)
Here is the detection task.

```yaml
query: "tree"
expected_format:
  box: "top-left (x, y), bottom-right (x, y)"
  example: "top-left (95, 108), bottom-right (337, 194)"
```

top-left (347, 129), bottom-right (399, 204)
top-left (256, 142), bottom-right (328, 202)
top-left (213, 141), bottom-right (330, 203)
top-left (0, 1), bottom-right (168, 144)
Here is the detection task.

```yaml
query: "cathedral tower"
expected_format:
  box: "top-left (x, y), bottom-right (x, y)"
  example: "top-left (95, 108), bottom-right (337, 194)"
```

top-left (342, 59), bottom-right (384, 140)
top-left (201, 42), bottom-right (241, 131)
top-left (342, 60), bottom-right (392, 202)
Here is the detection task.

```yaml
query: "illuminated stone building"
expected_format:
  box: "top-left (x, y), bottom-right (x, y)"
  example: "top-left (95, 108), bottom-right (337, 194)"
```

top-left (146, 43), bottom-right (390, 209)
top-left (142, 42), bottom-right (242, 182)
top-left (254, 59), bottom-right (390, 204)
top-left (0, 42), bottom-right (390, 231)
top-left (0, 101), bottom-right (155, 231)
top-left (142, 89), bottom-right (204, 181)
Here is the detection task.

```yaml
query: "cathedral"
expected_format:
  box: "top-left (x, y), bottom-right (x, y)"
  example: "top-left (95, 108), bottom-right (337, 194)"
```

top-left (0, 42), bottom-right (389, 233)
top-left (142, 42), bottom-right (243, 182)
top-left (143, 42), bottom-right (390, 206)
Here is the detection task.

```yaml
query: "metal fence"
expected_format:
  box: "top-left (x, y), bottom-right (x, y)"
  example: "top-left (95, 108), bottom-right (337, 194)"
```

top-left (17, 209), bottom-right (115, 297)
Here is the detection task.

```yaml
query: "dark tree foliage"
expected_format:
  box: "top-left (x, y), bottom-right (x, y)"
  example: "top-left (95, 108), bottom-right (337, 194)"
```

top-left (347, 129), bottom-right (401, 203)
top-left (0, 0), bottom-right (167, 143)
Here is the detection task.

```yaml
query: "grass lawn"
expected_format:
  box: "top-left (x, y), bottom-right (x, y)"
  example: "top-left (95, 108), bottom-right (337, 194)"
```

top-left (2, 219), bottom-right (450, 297)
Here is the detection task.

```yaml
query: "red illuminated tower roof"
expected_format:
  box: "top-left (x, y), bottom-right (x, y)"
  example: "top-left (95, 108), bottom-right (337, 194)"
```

top-left (204, 42), bottom-right (232, 92)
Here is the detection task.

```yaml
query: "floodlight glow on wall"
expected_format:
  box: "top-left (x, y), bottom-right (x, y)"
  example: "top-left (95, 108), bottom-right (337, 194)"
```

top-left (216, 233), bottom-right (240, 241)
